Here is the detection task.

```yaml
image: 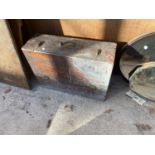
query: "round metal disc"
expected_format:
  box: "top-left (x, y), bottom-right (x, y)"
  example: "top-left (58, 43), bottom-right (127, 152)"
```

top-left (129, 62), bottom-right (155, 101)
top-left (119, 31), bottom-right (155, 80)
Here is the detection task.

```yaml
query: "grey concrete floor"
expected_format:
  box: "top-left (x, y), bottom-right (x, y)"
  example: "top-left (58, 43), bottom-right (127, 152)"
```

top-left (0, 75), bottom-right (155, 135)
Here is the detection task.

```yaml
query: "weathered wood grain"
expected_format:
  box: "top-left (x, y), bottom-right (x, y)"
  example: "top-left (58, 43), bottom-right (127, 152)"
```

top-left (22, 35), bottom-right (116, 100)
top-left (23, 19), bottom-right (155, 42)
top-left (0, 20), bottom-right (29, 88)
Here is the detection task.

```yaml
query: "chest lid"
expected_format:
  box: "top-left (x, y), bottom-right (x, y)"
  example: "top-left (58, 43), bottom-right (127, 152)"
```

top-left (22, 34), bottom-right (116, 62)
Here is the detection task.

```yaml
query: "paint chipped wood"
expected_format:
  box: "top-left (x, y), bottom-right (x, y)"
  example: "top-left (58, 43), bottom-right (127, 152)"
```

top-left (22, 34), bottom-right (116, 100)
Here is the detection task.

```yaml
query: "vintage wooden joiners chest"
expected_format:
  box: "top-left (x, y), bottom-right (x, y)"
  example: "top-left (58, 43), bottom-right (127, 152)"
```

top-left (22, 35), bottom-right (116, 100)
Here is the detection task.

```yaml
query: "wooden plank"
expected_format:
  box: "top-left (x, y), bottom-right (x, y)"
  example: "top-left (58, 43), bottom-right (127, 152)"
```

top-left (60, 19), bottom-right (155, 42)
top-left (0, 19), bottom-right (29, 88)
top-left (23, 19), bottom-right (155, 42)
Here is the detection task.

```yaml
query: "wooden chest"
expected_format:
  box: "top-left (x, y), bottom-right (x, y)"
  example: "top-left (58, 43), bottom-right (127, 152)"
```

top-left (22, 35), bottom-right (116, 100)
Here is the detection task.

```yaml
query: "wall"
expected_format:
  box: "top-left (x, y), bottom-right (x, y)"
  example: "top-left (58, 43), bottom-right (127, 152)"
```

top-left (23, 19), bottom-right (155, 43)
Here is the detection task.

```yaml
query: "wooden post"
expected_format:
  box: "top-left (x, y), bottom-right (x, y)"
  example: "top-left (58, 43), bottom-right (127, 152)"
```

top-left (0, 19), bottom-right (29, 88)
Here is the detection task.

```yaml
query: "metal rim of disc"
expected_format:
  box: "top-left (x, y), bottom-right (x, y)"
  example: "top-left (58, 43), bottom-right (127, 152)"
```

top-left (119, 31), bottom-right (155, 80)
top-left (129, 62), bottom-right (155, 101)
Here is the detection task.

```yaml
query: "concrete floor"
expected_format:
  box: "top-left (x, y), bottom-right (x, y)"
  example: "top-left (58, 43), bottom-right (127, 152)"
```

top-left (0, 75), bottom-right (155, 135)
